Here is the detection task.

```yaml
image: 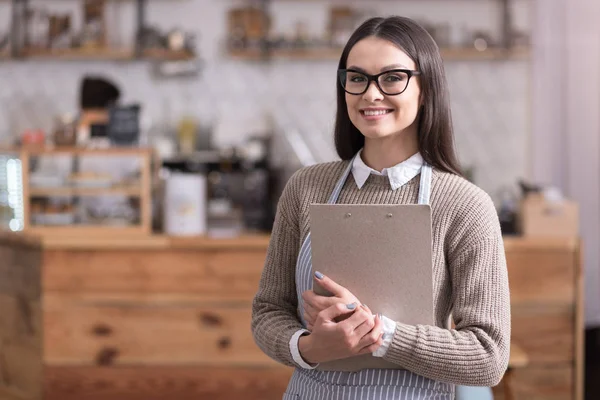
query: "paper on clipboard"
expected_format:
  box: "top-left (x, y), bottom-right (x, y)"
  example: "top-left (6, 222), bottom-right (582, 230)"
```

top-left (309, 203), bottom-right (434, 371)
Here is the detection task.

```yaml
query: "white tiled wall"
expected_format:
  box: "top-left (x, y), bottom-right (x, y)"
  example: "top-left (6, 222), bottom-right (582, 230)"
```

top-left (0, 0), bottom-right (531, 203)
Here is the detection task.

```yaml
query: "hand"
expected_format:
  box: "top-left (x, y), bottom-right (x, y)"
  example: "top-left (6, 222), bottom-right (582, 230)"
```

top-left (302, 272), bottom-right (361, 330)
top-left (298, 302), bottom-right (384, 364)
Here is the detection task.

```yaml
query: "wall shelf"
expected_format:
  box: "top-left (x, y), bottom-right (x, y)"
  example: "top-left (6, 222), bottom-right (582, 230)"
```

top-left (5, 0), bottom-right (198, 63)
top-left (22, 48), bottom-right (134, 61)
top-left (142, 48), bottom-right (195, 61)
top-left (16, 47), bottom-right (195, 62)
top-left (228, 46), bottom-right (530, 62)
top-left (29, 185), bottom-right (142, 198)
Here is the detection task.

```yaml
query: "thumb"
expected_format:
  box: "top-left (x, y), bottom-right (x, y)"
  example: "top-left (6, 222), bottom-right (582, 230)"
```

top-left (314, 271), bottom-right (345, 297)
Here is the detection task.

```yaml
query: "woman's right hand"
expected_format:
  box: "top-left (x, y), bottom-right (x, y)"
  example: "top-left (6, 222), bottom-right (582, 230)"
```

top-left (298, 302), bottom-right (384, 364)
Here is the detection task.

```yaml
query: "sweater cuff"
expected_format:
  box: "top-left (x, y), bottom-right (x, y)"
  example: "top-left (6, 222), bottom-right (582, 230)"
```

top-left (382, 322), bottom-right (419, 364)
top-left (373, 314), bottom-right (397, 357)
top-left (289, 329), bottom-right (319, 369)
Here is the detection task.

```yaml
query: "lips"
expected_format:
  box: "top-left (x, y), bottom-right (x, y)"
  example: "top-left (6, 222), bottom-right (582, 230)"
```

top-left (359, 108), bottom-right (394, 121)
top-left (360, 109), bottom-right (393, 116)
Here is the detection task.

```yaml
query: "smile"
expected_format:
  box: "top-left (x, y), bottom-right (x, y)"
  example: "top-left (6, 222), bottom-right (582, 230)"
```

top-left (361, 109), bottom-right (393, 116)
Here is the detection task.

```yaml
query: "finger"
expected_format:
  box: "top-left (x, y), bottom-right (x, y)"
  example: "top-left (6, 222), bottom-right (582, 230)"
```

top-left (313, 271), bottom-right (349, 298)
top-left (358, 334), bottom-right (384, 354)
top-left (304, 302), bottom-right (318, 318)
top-left (301, 290), bottom-right (312, 304)
top-left (302, 290), bottom-right (320, 308)
top-left (305, 302), bottom-right (328, 325)
top-left (361, 304), bottom-right (373, 316)
top-left (304, 300), bottom-right (317, 315)
top-left (318, 302), bottom-right (357, 322)
top-left (305, 291), bottom-right (337, 312)
top-left (353, 312), bottom-right (376, 338)
top-left (340, 306), bottom-right (372, 330)
top-left (304, 307), bottom-right (318, 324)
top-left (357, 315), bottom-right (384, 348)
top-left (303, 311), bottom-right (316, 327)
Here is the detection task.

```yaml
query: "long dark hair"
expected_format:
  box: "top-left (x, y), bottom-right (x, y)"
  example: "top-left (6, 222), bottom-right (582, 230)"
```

top-left (334, 16), bottom-right (462, 176)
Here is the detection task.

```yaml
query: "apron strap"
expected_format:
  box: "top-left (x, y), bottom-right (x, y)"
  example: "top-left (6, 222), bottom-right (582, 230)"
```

top-left (327, 155), bottom-right (357, 204)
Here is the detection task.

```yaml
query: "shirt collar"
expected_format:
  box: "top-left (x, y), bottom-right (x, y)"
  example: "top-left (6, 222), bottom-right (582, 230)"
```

top-left (352, 149), bottom-right (424, 190)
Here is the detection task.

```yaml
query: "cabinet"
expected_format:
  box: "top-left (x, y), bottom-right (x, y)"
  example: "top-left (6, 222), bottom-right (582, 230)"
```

top-left (0, 233), bottom-right (292, 400)
top-left (494, 237), bottom-right (584, 400)
top-left (0, 234), bottom-right (583, 400)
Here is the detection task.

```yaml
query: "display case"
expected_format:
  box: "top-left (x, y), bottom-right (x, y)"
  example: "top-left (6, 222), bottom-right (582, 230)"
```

top-left (16, 147), bottom-right (152, 236)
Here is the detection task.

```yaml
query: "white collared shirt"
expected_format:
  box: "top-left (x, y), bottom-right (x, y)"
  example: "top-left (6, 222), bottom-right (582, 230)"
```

top-left (352, 150), bottom-right (424, 190)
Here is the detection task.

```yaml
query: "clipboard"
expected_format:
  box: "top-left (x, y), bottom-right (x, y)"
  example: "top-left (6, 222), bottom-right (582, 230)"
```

top-left (309, 204), bottom-right (434, 371)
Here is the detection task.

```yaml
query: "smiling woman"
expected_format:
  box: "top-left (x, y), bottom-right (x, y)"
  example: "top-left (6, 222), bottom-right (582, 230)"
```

top-left (252, 16), bottom-right (509, 400)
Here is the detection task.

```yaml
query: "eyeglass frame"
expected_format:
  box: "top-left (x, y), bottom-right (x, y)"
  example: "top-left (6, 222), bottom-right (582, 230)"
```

top-left (337, 68), bottom-right (422, 96)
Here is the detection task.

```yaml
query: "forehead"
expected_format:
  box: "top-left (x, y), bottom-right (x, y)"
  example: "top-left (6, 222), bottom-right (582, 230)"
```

top-left (346, 36), bottom-right (416, 72)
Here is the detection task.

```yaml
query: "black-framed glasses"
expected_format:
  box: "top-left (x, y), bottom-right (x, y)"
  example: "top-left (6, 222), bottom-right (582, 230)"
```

top-left (338, 68), bottom-right (422, 96)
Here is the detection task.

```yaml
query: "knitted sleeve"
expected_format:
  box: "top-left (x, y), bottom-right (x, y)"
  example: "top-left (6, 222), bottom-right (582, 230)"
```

top-left (382, 190), bottom-right (511, 386)
top-left (251, 174), bottom-right (304, 367)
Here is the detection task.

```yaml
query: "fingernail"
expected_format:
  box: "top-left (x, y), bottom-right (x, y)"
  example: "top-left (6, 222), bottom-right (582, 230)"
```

top-left (314, 271), bottom-right (324, 279)
top-left (346, 302), bottom-right (356, 310)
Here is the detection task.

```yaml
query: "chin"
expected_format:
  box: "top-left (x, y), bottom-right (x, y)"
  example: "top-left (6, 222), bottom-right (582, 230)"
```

top-left (358, 125), bottom-right (397, 140)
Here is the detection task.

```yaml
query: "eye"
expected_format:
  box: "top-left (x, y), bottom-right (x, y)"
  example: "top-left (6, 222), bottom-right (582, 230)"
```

top-left (349, 74), bottom-right (367, 83)
top-left (383, 74), bottom-right (405, 82)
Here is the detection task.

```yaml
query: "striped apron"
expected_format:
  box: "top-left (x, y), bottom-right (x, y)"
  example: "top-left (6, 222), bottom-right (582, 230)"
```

top-left (284, 156), bottom-right (454, 400)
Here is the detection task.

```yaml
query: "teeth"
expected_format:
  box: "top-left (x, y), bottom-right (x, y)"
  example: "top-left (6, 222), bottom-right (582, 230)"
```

top-left (363, 110), bottom-right (390, 116)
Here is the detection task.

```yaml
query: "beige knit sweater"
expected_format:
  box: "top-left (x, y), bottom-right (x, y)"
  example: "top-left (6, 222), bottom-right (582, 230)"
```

top-left (251, 161), bottom-right (510, 386)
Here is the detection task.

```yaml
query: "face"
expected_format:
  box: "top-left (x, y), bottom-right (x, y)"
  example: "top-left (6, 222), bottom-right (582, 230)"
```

top-left (344, 36), bottom-right (421, 142)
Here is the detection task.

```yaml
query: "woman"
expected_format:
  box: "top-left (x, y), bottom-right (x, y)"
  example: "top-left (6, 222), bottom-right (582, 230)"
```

top-left (252, 16), bottom-right (510, 399)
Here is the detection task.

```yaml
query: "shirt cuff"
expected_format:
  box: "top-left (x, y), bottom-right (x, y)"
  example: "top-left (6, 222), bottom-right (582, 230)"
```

top-left (373, 315), bottom-right (397, 357)
top-left (289, 329), bottom-right (319, 369)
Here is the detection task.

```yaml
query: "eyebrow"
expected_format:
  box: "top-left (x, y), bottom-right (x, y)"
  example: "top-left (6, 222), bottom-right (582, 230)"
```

top-left (347, 63), bottom-right (410, 73)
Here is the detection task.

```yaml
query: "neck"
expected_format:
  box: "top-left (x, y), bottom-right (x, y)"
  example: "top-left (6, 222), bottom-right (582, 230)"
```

top-left (361, 131), bottom-right (419, 172)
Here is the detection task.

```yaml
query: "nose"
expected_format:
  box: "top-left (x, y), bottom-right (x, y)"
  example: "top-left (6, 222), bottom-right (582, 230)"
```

top-left (362, 81), bottom-right (384, 102)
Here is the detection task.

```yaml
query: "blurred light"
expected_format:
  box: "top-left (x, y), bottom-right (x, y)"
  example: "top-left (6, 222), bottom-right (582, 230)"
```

top-left (6, 158), bottom-right (24, 227)
top-left (9, 218), bottom-right (22, 232)
top-left (474, 38), bottom-right (488, 52)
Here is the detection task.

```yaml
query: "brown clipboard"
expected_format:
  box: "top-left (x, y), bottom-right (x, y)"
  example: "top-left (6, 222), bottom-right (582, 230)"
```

top-left (309, 204), bottom-right (434, 371)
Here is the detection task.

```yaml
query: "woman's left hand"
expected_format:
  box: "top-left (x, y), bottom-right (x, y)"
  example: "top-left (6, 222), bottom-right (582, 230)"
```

top-left (302, 272), bottom-right (365, 330)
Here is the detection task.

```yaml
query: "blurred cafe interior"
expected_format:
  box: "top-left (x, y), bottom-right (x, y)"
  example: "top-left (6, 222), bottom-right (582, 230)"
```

top-left (0, 0), bottom-right (598, 399)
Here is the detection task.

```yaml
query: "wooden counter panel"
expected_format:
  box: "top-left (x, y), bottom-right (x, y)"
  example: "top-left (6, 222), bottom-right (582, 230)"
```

top-left (506, 250), bottom-right (575, 306)
top-left (43, 250), bottom-right (266, 302)
top-left (0, 242), bottom-right (42, 400)
top-left (0, 338), bottom-right (42, 399)
top-left (44, 295), bottom-right (274, 367)
top-left (44, 366), bottom-right (292, 400)
top-left (0, 387), bottom-right (35, 400)
top-left (0, 294), bottom-right (41, 346)
top-left (511, 306), bottom-right (574, 364)
top-left (0, 247), bottom-right (41, 299)
top-left (509, 365), bottom-right (573, 400)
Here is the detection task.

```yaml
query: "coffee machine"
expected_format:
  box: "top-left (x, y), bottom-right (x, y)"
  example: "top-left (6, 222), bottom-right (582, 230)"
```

top-left (160, 136), bottom-right (275, 235)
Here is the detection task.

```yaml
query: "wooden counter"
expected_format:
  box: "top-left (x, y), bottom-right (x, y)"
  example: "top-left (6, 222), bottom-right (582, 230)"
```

top-left (0, 233), bottom-right (583, 400)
